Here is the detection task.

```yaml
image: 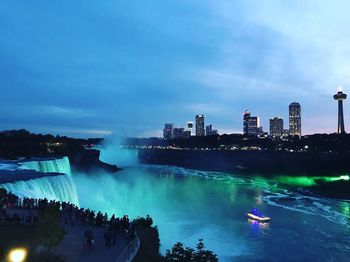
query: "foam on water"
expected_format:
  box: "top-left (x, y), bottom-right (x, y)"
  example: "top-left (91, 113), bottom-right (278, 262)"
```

top-left (147, 165), bottom-right (350, 228)
top-left (262, 190), bottom-right (350, 227)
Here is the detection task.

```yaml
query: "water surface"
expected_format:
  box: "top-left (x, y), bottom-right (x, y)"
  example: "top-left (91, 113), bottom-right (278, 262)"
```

top-left (72, 165), bottom-right (350, 261)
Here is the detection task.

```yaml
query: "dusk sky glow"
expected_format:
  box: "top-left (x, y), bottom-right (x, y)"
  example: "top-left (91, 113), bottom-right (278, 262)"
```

top-left (2, 0), bottom-right (350, 137)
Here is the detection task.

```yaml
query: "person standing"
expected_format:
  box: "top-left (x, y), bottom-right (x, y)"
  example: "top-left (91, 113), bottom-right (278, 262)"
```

top-left (84, 229), bottom-right (94, 251)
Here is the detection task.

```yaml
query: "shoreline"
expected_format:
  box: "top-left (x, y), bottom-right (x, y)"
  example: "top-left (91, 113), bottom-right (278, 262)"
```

top-left (137, 148), bottom-right (350, 199)
top-left (137, 148), bottom-right (350, 174)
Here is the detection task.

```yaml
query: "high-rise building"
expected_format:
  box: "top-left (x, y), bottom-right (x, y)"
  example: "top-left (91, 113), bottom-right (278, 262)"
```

top-left (243, 110), bottom-right (251, 134)
top-left (243, 110), bottom-right (263, 136)
top-left (206, 125), bottom-right (218, 136)
top-left (183, 130), bottom-right (191, 139)
top-left (163, 123), bottom-right (174, 140)
top-left (195, 115), bottom-right (205, 136)
top-left (289, 102), bottom-right (301, 137)
top-left (187, 122), bottom-right (194, 136)
top-left (334, 87), bottom-right (347, 134)
top-left (173, 127), bottom-right (185, 139)
top-left (269, 117), bottom-right (283, 137)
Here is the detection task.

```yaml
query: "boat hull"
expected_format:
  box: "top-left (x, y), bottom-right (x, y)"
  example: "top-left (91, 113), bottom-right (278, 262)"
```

top-left (247, 213), bottom-right (271, 222)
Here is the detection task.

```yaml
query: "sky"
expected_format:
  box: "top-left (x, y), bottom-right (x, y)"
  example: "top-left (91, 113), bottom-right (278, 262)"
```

top-left (1, 0), bottom-right (350, 138)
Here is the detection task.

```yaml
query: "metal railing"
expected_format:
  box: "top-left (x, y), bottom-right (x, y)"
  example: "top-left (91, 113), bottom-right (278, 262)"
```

top-left (116, 232), bottom-right (140, 262)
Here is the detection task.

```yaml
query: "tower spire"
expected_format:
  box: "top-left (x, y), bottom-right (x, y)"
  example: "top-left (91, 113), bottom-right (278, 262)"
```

top-left (334, 88), bottom-right (347, 134)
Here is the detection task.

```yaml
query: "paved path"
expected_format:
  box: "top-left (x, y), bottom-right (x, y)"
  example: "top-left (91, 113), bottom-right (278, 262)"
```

top-left (4, 208), bottom-right (134, 261)
top-left (53, 223), bottom-right (129, 262)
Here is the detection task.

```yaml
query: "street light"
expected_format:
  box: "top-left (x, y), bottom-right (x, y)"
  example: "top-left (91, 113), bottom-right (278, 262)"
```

top-left (7, 248), bottom-right (28, 262)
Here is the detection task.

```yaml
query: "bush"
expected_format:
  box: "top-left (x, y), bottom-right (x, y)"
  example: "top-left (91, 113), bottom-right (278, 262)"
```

top-left (133, 214), bottom-right (153, 228)
top-left (37, 206), bottom-right (65, 252)
top-left (165, 239), bottom-right (218, 262)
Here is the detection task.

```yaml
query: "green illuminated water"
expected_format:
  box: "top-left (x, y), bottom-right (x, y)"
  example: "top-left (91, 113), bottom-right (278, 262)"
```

top-left (72, 166), bottom-right (350, 261)
top-left (2, 151), bottom-right (349, 261)
top-left (274, 175), bottom-right (349, 187)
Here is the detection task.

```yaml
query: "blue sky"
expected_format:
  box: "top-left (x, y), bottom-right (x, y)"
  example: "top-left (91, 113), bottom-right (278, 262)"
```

top-left (1, 0), bottom-right (350, 137)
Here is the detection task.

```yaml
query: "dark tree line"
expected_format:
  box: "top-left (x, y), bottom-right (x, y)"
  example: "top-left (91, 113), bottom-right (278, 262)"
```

top-left (0, 129), bottom-right (102, 159)
top-left (124, 133), bottom-right (350, 153)
top-left (133, 216), bottom-right (218, 262)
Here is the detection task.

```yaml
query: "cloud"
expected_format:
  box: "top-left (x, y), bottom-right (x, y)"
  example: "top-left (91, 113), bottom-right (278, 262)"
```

top-left (0, 0), bottom-right (349, 136)
top-left (184, 103), bottom-right (225, 114)
top-left (52, 128), bottom-right (113, 136)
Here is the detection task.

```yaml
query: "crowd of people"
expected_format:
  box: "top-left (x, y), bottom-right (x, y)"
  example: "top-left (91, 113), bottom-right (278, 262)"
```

top-left (83, 214), bottom-right (136, 251)
top-left (0, 189), bottom-right (137, 251)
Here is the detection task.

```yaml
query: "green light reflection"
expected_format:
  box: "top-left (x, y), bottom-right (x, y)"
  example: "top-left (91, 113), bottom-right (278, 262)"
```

top-left (274, 175), bottom-right (350, 187)
top-left (340, 202), bottom-right (350, 216)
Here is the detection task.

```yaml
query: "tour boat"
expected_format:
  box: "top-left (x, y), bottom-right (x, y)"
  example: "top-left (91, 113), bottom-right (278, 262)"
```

top-left (247, 208), bottom-right (271, 222)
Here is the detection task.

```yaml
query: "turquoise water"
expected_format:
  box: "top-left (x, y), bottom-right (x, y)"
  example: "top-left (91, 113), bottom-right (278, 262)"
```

top-left (72, 165), bottom-right (350, 261)
top-left (1, 150), bottom-right (349, 261)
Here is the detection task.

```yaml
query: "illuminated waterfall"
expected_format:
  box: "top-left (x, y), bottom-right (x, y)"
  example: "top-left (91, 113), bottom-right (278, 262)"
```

top-left (0, 157), bottom-right (79, 205)
top-left (20, 156), bottom-right (72, 175)
top-left (1, 175), bottom-right (78, 204)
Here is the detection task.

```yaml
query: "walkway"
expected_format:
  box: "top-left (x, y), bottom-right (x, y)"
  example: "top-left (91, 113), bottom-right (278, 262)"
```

top-left (4, 208), bottom-right (137, 262)
top-left (53, 223), bottom-right (128, 262)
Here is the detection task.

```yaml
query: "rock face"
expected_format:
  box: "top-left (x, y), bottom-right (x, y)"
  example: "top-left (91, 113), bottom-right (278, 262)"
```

top-left (70, 149), bottom-right (121, 173)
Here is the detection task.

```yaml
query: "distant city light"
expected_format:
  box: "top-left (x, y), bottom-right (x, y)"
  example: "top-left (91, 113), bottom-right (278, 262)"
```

top-left (340, 175), bottom-right (350, 181)
top-left (7, 248), bottom-right (28, 262)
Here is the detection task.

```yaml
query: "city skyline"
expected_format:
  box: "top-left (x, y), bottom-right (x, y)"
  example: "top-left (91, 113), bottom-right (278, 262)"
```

top-left (161, 95), bottom-right (350, 138)
top-left (1, 1), bottom-right (350, 138)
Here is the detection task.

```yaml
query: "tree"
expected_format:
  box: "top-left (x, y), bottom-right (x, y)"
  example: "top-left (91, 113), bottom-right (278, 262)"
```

top-left (165, 242), bottom-right (194, 262)
top-left (165, 239), bottom-right (218, 262)
top-left (134, 215), bottom-right (153, 228)
top-left (0, 188), bottom-right (7, 199)
top-left (37, 206), bottom-right (65, 254)
top-left (6, 193), bottom-right (18, 207)
top-left (193, 239), bottom-right (218, 262)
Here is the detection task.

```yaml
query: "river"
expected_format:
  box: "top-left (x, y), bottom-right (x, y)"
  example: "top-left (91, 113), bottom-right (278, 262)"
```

top-left (72, 163), bottom-right (350, 261)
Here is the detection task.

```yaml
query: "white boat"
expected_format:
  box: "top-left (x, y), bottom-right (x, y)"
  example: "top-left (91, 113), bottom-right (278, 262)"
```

top-left (247, 208), bottom-right (271, 222)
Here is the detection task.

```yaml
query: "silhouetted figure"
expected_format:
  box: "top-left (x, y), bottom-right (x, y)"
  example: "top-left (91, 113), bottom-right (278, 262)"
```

top-left (103, 212), bottom-right (108, 225)
top-left (103, 230), bottom-right (112, 248)
top-left (109, 214), bottom-right (115, 227)
top-left (89, 211), bottom-right (95, 224)
top-left (84, 229), bottom-right (94, 251)
top-left (96, 211), bottom-right (103, 226)
top-left (112, 228), bottom-right (117, 246)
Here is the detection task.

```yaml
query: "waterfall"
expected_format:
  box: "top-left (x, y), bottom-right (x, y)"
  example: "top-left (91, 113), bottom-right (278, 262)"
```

top-left (1, 175), bottom-right (79, 205)
top-left (20, 156), bottom-right (72, 175)
top-left (0, 157), bottom-right (79, 206)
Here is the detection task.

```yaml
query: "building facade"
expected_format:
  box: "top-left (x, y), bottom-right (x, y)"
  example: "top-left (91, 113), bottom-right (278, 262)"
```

top-left (206, 125), bottom-right (218, 136)
top-left (183, 130), bottom-right (191, 139)
top-left (195, 115), bottom-right (205, 136)
top-left (269, 117), bottom-right (283, 137)
top-left (243, 110), bottom-right (251, 134)
top-left (243, 110), bottom-right (263, 136)
top-left (163, 123), bottom-right (174, 140)
top-left (173, 127), bottom-right (185, 139)
top-left (187, 122), bottom-right (194, 136)
top-left (289, 102), bottom-right (301, 137)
